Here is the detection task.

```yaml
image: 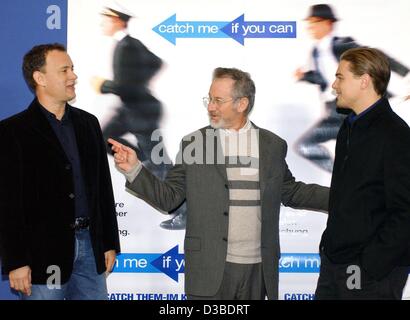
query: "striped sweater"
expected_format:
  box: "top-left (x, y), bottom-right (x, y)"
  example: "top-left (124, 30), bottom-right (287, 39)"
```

top-left (219, 120), bottom-right (261, 264)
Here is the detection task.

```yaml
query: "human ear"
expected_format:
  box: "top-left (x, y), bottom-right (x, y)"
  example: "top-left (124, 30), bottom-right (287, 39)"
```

top-left (33, 70), bottom-right (46, 87)
top-left (238, 97), bottom-right (249, 113)
top-left (360, 74), bottom-right (371, 89)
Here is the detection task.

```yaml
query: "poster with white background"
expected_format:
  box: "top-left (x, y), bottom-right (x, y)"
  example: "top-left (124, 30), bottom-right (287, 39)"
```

top-left (67, 0), bottom-right (410, 300)
top-left (1, 0), bottom-right (407, 300)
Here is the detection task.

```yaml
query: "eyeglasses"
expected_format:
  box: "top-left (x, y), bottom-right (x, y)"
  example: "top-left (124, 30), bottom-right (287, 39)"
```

top-left (202, 96), bottom-right (240, 108)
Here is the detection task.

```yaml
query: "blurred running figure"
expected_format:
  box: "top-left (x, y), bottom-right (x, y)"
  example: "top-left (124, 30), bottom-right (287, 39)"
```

top-left (91, 2), bottom-right (186, 230)
top-left (294, 4), bottom-right (409, 172)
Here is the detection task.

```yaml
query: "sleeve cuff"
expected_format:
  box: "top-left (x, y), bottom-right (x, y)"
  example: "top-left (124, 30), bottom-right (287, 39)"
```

top-left (117, 162), bottom-right (143, 183)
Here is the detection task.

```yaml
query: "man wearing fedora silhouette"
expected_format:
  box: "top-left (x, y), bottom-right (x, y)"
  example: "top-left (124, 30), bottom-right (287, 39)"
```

top-left (294, 3), bottom-right (409, 173)
top-left (91, 2), bottom-right (187, 230)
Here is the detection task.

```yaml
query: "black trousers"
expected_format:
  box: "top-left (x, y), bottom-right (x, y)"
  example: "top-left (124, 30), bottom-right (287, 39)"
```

top-left (103, 107), bottom-right (171, 180)
top-left (315, 252), bottom-right (409, 300)
top-left (295, 100), bottom-right (345, 172)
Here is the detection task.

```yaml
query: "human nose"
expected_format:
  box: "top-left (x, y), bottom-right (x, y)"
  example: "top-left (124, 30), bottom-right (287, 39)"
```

top-left (207, 100), bottom-right (217, 111)
top-left (70, 70), bottom-right (78, 81)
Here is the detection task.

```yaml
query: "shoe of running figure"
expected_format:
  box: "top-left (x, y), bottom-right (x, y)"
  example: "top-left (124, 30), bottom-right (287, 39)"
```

top-left (160, 212), bottom-right (186, 230)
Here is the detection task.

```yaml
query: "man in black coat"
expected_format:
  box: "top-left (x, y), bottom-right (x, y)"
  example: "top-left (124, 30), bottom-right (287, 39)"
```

top-left (0, 43), bottom-right (120, 299)
top-left (294, 4), bottom-right (409, 173)
top-left (91, 5), bottom-right (186, 230)
top-left (315, 47), bottom-right (410, 299)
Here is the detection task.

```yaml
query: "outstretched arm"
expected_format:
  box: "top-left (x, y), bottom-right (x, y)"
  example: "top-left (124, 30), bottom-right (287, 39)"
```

top-left (109, 137), bottom-right (186, 212)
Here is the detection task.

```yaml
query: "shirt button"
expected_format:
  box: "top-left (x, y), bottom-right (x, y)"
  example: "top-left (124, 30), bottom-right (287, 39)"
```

top-left (69, 193), bottom-right (75, 199)
top-left (223, 211), bottom-right (228, 216)
top-left (222, 237), bottom-right (227, 242)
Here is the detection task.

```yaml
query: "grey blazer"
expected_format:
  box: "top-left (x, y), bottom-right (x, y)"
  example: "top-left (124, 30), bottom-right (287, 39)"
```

top-left (126, 124), bottom-right (329, 299)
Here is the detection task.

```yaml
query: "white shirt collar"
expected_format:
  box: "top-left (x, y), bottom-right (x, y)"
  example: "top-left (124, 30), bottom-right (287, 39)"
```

top-left (113, 30), bottom-right (128, 42)
top-left (315, 32), bottom-right (334, 51)
top-left (220, 118), bottom-right (252, 135)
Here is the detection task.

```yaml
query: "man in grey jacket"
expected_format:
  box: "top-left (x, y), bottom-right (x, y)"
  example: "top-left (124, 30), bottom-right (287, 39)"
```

top-left (109, 67), bottom-right (329, 299)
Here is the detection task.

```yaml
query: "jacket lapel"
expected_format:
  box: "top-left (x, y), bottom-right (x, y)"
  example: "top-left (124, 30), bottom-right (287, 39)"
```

top-left (215, 129), bottom-right (228, 183)
top-left (70, 107), bottom-right (88, 162)
top-left (27, 99), bottom-right (68, 161)
top-left (206, 123), bottom-right (277, 188)
top-left (70, 107), bottom-right (93, 192)
top-left (203, 127), bottom-right (227, 183)
top-left (205, 123), bottom-right (277, 187)
top-left (255, 125), bottom-right (275, 198)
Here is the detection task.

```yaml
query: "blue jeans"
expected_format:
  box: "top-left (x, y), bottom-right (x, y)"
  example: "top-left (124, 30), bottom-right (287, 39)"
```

top-left (21, 229), bottom-right (108, 300)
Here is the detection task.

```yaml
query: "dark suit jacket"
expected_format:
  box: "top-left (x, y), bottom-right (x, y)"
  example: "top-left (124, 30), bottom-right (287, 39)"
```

top-left (0, 99), bottom-right (120, 284)
top-left (320, 98), bottom-right (410, 280)
top-left (126, 124), bottom-right (329, 299)
top-left (101, 35), bottom-right (162, 120)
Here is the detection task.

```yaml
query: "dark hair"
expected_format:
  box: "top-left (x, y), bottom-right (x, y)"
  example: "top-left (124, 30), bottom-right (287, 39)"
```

top-left (22, 43), bottom-right (67, 92)
top-left (213, 67), bottom-right (256, 114)
top-left (340, 47), bottom-right (391, 96)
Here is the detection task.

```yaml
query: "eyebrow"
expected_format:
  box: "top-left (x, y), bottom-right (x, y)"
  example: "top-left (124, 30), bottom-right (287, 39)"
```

top-left (60, 65), bottom-right (74, 70)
